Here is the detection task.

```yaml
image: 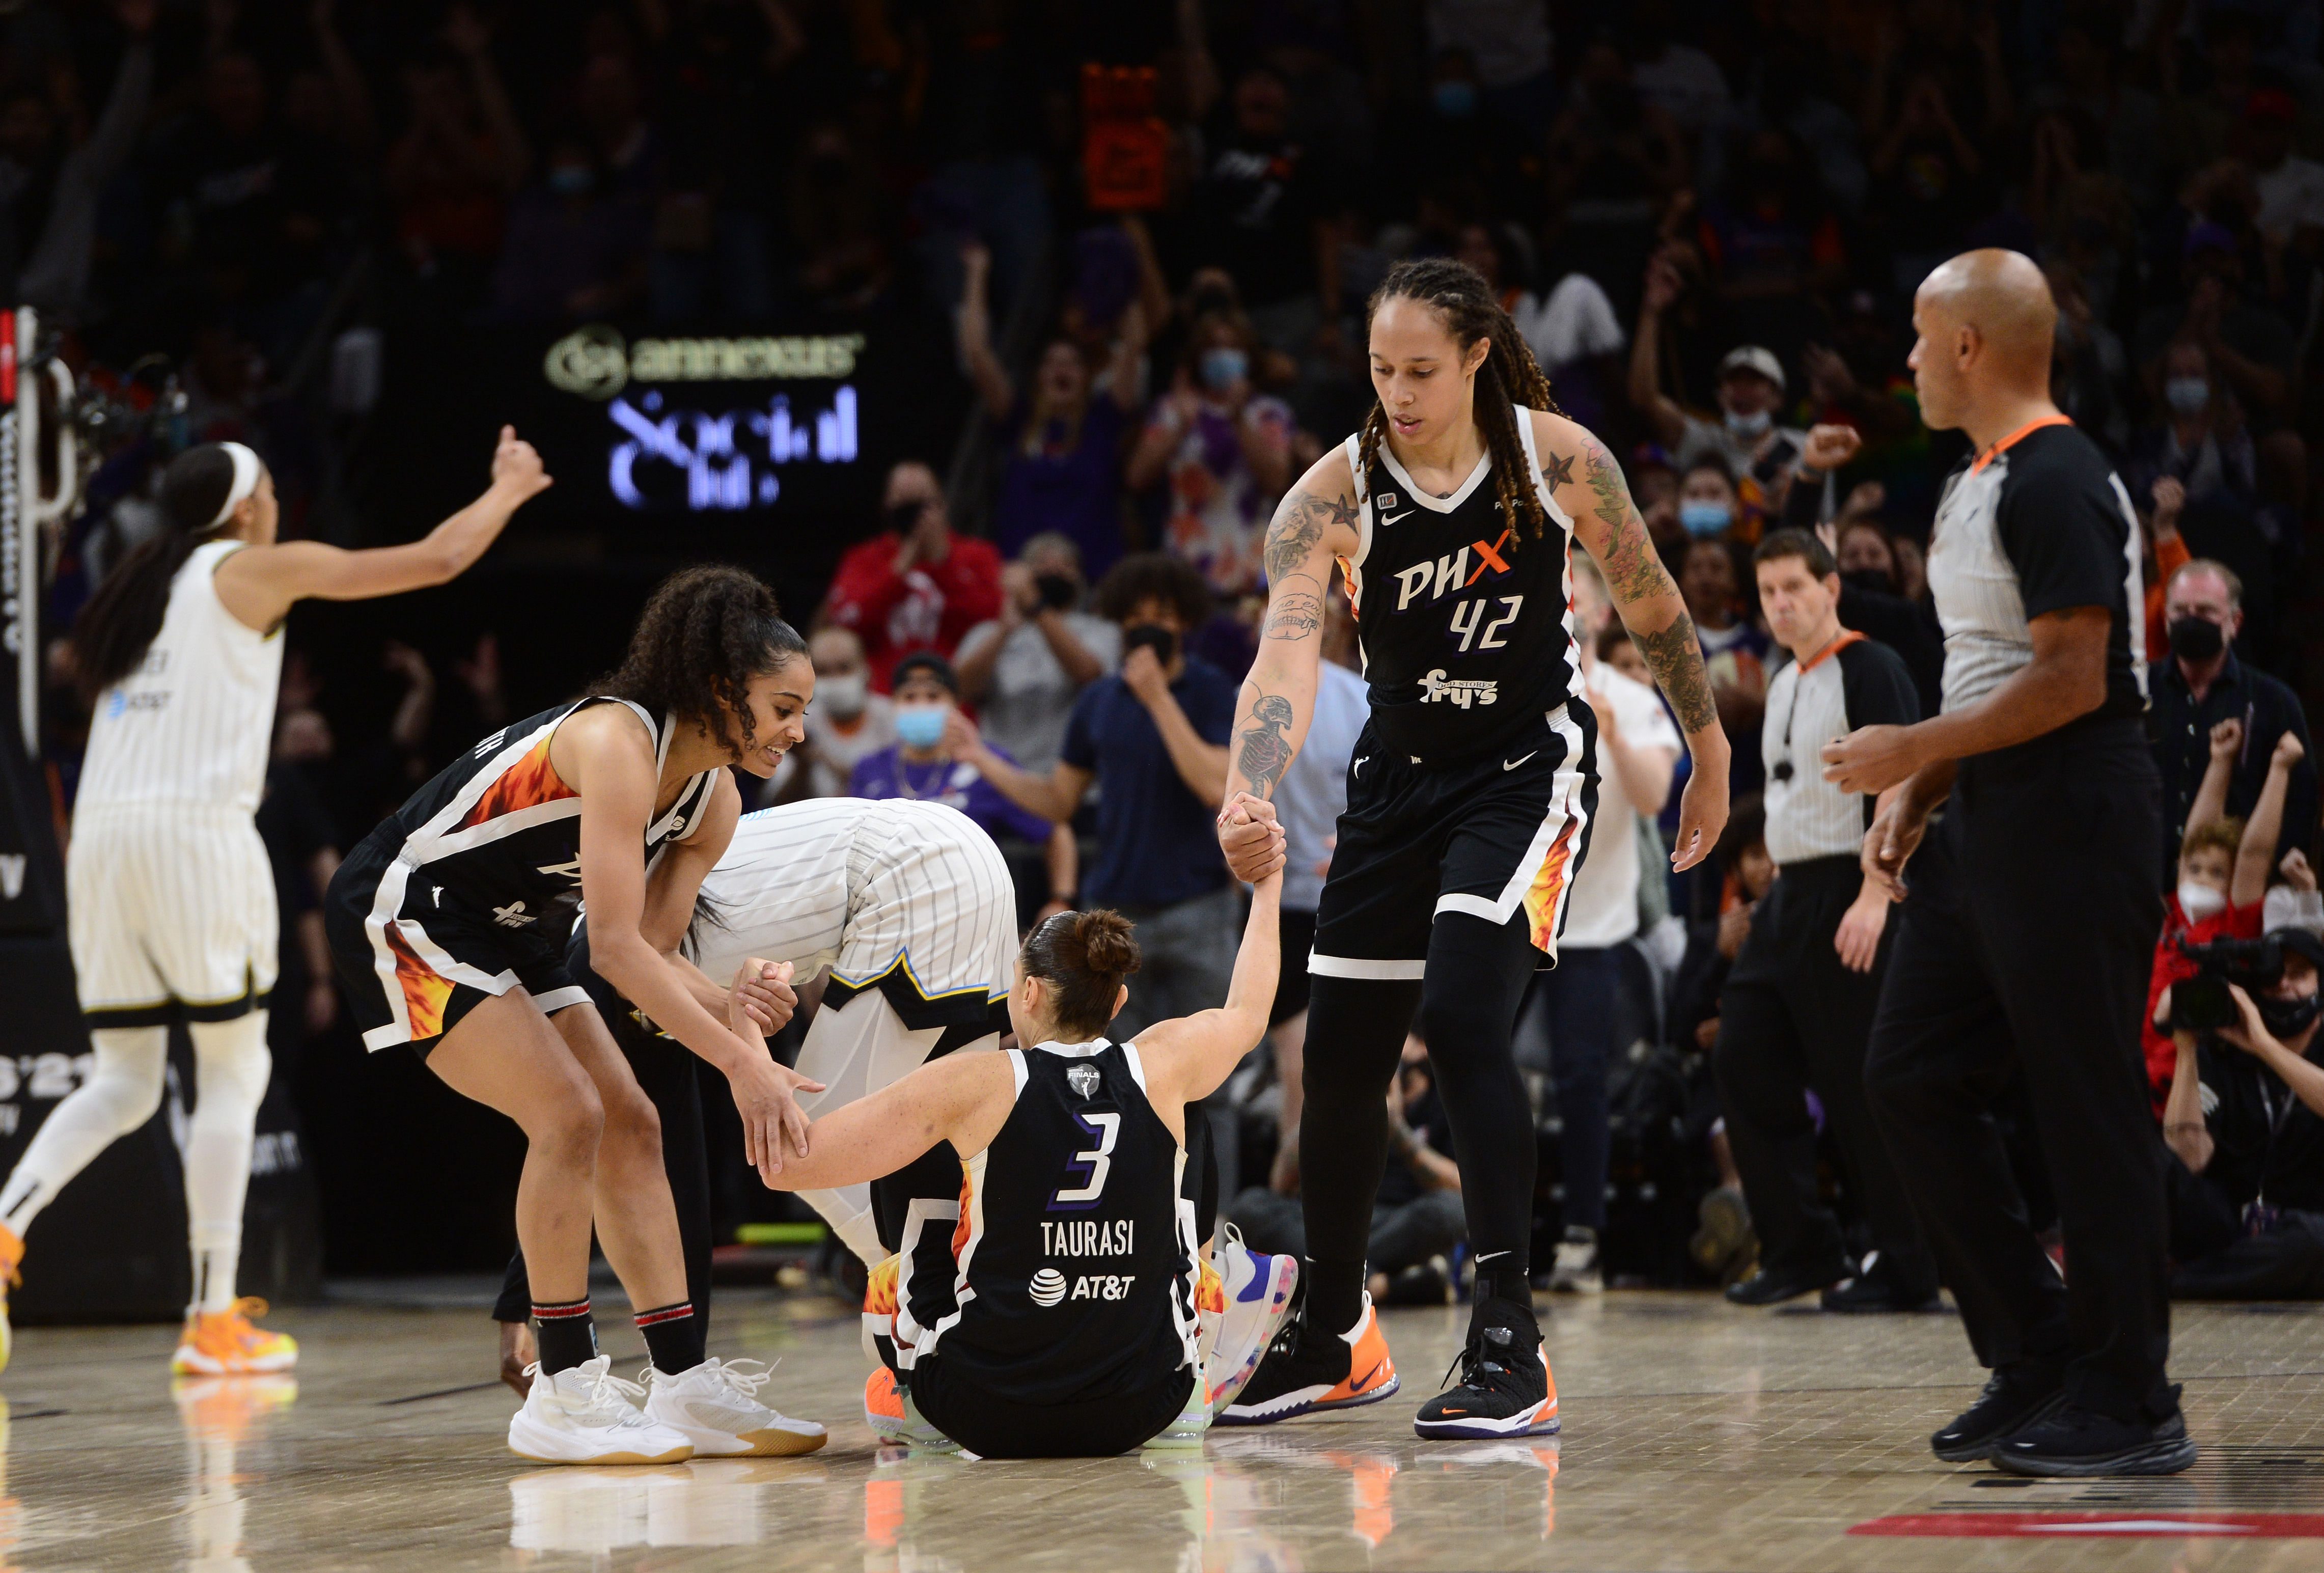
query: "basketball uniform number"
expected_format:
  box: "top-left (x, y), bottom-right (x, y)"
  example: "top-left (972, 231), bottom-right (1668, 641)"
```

top-left (1050, 1111), bottom-right (1121, 1206)
top-left (1448, 595), bottom-right (1524, 654)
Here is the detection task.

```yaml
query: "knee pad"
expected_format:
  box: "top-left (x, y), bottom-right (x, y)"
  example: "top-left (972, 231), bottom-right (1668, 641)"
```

top-left (186, 1013), bottom-right (272, 1115)
top-left (84, 1026), bottom-right (170, 1135)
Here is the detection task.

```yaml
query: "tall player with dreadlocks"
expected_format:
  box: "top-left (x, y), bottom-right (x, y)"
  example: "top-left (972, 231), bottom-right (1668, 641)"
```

top-left (1213, 258), bottom-right (1730, 1438)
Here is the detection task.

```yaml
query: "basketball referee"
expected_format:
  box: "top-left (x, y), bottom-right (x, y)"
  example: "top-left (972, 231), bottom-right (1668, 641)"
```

top-left (1822, 250), bottom-right (2192, 1479)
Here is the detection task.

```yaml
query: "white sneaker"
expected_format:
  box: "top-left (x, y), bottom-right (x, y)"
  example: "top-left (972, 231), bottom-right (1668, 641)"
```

top-left (1546, 1228), bottom-right (1602, 1294)
top-left (1205, 1227), bottom-right (1299, 1417)
top-left (644, 1357), bottom-right (827, 1457)
top-left (507, 1357), bottom-right (695, 1466)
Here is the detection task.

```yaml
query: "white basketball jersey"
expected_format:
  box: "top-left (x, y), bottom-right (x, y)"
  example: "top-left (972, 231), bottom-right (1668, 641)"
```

top-left (690, 797), bottom-right (1017, 1012)
top-left (76, 538), bottom-right (283, 814)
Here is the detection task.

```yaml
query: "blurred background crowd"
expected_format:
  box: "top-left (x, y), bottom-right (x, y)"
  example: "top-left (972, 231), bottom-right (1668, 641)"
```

top-left (17, 0), bottom-right (2324, 1296)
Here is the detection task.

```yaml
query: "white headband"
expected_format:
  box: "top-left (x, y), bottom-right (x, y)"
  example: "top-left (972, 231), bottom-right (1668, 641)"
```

top-left (209, 442), bottom-right (262, 529)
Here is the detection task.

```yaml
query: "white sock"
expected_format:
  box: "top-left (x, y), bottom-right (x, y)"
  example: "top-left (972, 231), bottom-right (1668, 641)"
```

top-left (185, 1013), bottom-right (270, 1314)
top-left (0, 1027), bottom-right (166, 1240)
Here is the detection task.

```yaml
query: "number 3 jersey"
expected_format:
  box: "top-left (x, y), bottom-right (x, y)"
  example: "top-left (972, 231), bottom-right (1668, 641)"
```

top-left (903, 1039), bottom-right (1199, 1405)
top-left (1339, 406), bottom-right (1585, 764)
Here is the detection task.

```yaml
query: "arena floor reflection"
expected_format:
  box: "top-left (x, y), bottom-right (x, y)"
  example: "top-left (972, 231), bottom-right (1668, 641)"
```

top-left (3, 1290), bottom-right (2321, 1569)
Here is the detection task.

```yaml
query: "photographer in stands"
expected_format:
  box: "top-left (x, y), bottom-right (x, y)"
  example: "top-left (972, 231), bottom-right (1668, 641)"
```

top-left (2161, 927), bottom-right (2324, 1300)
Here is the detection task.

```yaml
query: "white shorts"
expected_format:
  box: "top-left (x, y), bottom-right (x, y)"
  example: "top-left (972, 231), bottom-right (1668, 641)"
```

top-left (67, 804), bottom-right (277, 1026)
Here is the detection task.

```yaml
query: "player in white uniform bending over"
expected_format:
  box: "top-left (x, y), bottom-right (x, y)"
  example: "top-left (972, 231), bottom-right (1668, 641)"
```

top-left (0, 431), bottom-right (551, 1374)
top-left (495, 797), bottom-right (1298, 1427)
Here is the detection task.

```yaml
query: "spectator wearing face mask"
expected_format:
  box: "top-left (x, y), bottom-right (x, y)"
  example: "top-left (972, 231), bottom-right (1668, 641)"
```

top-left (2144, 719), bottom-right (2308, 1115)
top-left (1127, 310), bottom-right (1294, 598)
top-left (1779, 424), bottom-right (1946, 713)
top-left (2124, 340), bottom-right (2290, 553)
top-left (766, 626), bottom-right (895, 804)
top-left (820, 460), bottom-right (1005, 692)
top-left (2161, 926), bottom-right (2324, 1300)
top-left (1629, 281), bottom-right (1807, 517)
top-left (2148, 559), bottom-right (2316, 887)
top-left (1677, 456), bottom-right (1743, 542)
top-left (850, 652), bottom-right (1074, 923)
top-left (947, 554), bottom-right (1249, 1190)
top-left (954, 534), bottom-right (1121, 777)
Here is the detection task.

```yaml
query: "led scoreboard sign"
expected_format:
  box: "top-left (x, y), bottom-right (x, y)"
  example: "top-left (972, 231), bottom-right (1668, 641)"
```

top-left (541, 325), bottom-right (868, 515)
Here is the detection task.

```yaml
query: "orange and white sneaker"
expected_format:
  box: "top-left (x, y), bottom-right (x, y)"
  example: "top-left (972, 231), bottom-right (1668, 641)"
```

top-left (1218, 1292), bottom-right (1399, 1425)
top-left (171, 1297), bottom-right (298, 1375)
top-left (1413, 1295), bottom-right (1558, 1439)
top-left (0, 1220), bottom-right (21, 1373)
top-left (863, 1367), bottom-right (954, 1451)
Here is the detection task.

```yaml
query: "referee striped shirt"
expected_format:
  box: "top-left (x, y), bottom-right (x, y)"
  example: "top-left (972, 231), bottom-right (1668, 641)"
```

top-left (1925, 416), bottom-right (2148, 736)
top-left (1762, 631), bottom-right (1922, 865)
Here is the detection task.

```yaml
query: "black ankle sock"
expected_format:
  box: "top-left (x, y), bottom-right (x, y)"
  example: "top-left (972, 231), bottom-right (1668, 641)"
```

top-left (1304, 1256), bottom-right (1367, 1344)
top-left (636, 1302), bottom-right (705, 1373)
top-left (532, 1298), bottom-right (598, 1374)
top-left (1477, 1263), bottom-right (1532, 1308)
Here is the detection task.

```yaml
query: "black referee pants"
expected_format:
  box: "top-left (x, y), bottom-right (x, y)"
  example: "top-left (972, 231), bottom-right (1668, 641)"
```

top-left (1713, 854), bottom-right (1933, 1290)
top-left (1865, 736), bottom-right (2175, 1422)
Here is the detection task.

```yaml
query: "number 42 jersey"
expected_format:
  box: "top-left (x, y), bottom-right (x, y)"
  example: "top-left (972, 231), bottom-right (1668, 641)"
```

top-left (1340, 406), bottom-right (1585, 765)
top-left (908, 1039), bottom-right (1200, 1405)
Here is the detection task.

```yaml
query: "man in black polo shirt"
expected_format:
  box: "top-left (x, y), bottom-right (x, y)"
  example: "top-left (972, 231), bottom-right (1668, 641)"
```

top-left (2148, 559), bottom-right (2317, 887)
top-left (1823, 250), bottom-right (2191, 1478)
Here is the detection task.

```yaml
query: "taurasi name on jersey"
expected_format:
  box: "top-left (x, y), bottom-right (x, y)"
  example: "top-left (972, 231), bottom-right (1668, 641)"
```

top-left (1040, 1220), bottom-right (1134, 1257)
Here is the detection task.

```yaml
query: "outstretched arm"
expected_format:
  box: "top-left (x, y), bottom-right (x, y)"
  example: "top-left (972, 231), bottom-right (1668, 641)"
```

top-left (213, 427), bottom-right (551, 629)
top-left (1139, 871), bottom-right (1283, 1110)
top-left (2235, 731), bottom-right (2306, 909)
top-left (2189, 717), bottom-right (2242, 849)
top-left (762, 1048), bottom-right (1013, 1193)
top-left (1548, 415), bottom-right (1730, 869)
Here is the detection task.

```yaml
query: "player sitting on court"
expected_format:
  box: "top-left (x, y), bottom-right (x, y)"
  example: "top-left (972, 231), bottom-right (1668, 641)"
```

top-left (753, 849), bottom-right (1288, 1458)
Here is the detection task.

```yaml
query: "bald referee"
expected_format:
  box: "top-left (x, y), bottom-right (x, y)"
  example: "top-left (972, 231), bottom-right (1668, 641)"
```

top-left (1822, 251), bottom-right (2191, 1479)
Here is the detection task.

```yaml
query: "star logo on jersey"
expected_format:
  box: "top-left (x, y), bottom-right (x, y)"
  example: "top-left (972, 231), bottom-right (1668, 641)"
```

top-left (492, 901), bottom-right (537, 928)
top-left (1067, 1064), bottom-right (1099, 1099)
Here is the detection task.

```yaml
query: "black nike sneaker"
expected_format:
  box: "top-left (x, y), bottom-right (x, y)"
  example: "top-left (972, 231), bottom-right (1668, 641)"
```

top-left (1216, 1295), bottom-right (1399, 1426)
top-left (1991, 1392), bottom-right (2197, 1478)
top-left (1930, 1362), bottom-right (2065, 1462)
top-left (1413, 1295), bottom-right (1559, 1440)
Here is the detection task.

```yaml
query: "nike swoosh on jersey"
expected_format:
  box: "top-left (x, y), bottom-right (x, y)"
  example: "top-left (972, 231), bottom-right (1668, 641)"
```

top-left (1352, 757), bottom-right (1368, 776)
top-left (1378, 510), bottom-right (1411, 527)
top-left (1503, 751), bottom-right (1539, 771)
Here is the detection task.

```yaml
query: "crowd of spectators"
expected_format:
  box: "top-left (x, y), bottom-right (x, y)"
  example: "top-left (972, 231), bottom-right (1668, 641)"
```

top-left (20, 0), bottom-right (2324, 1289)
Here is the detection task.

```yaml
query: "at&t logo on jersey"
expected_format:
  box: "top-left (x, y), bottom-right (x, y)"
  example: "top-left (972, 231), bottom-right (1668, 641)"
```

top-left (1028, 1268), bottom-right (1067, 1307)
top-left (1026, 1266), bottom-right (1136, 1306)
top-left (1420, 670), bottom-right (1499, 708)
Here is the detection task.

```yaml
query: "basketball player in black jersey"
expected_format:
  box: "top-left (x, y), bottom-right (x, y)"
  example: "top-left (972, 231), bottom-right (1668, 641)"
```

top-left (327, 567), bottom-right (828, 1466)
top-left (758, 856), bottom-right (1291, 1458)
top-left (1213, 258), bottom-right (1730, 1437)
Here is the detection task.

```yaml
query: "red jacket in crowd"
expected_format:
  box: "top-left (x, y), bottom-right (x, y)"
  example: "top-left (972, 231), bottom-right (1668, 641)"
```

top-left (820, 531), bottom-right (1004, 692)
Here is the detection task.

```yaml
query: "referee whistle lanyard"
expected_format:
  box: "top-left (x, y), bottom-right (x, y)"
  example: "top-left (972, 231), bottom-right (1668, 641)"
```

top-left (1775, 629), bottom-right (1866, 782)
top-left (1968, 412), bottom-right (2074, 476)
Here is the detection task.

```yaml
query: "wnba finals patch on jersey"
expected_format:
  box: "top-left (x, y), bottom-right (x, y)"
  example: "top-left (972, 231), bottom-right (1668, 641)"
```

top-left (1343, 417), bottom-right (1583, 763)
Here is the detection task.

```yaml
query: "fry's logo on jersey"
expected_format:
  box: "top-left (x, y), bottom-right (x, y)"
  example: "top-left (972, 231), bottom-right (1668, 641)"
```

top-left (1042, 1220), bottom-right (1134, 1256)
top-left (1388, 530), bottom-right (1518, 612)
top-left (1420, 670), bottom-right (1499, 708)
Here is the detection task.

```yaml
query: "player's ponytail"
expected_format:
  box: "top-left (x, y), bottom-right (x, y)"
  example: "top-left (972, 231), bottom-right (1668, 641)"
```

top-left (1020, 908), bottom-right (1141, 1041)
top-left (73, 444), bottom-right (259, 704)
top-left (598, 564), bottom-right (808, 760)
top-left (1358, 257), bottom-right (1564, 542)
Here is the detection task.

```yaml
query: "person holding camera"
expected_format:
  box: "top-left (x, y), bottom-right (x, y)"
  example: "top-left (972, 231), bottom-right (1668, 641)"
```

top-left (2144, 720), bottom-right (2308, 1114)
top-left (954, 533), bottom-right (1121, 776)
top-left (2162, 928), bottom-right (2324, 1300)
top-left (819, 460), bottom-right (1004, 692)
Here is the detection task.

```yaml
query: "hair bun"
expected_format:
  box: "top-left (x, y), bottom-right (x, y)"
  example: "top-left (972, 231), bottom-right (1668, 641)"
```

top-left (1075, 910), bottom-right (1141, 978)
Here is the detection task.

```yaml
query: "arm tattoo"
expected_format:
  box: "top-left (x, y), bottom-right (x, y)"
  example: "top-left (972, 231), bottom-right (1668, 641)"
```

top-left (1539, 449), bottom-right (1574, 488)
top-left (1262, 589), bottom-right (1322, 641)
top-left (1233, 691), bottom-right (1297, 799)
top-left (1263, 488), bottom-right (1356, 586)
top-left (1583, 440), bottom-right (1679, 604)
top-left (1631, 614), bottom-right (1719, 736)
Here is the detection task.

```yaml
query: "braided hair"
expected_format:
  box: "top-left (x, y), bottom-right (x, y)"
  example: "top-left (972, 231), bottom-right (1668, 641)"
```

top-left (1357, 257), bottom-right (1565, 540)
